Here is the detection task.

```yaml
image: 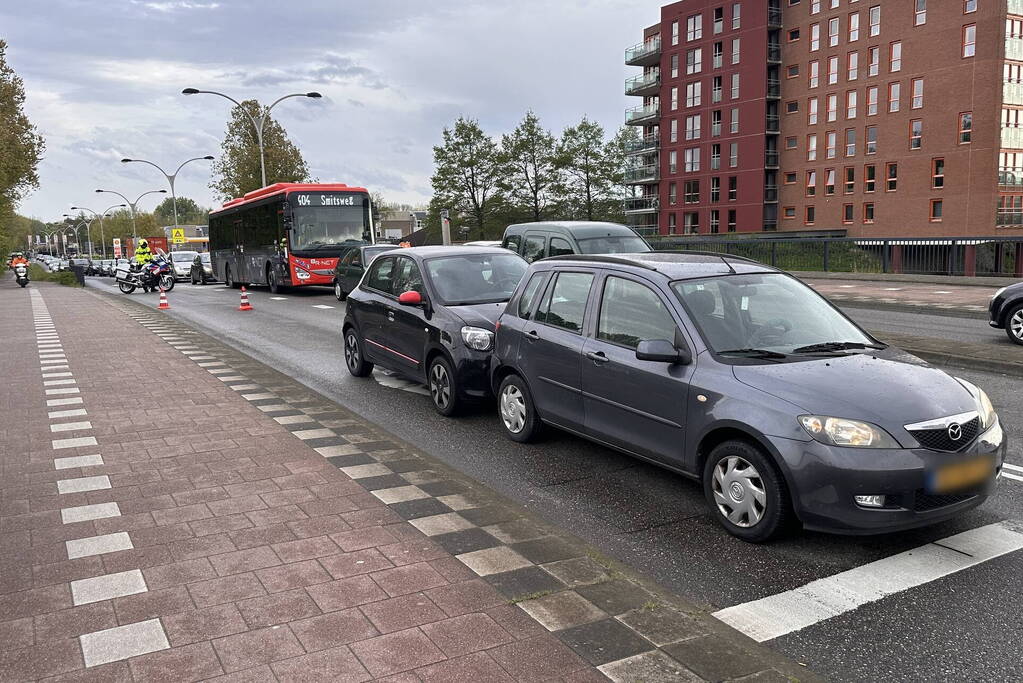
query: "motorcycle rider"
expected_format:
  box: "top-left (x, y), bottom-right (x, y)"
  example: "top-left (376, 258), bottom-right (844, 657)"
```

top-left (10, 252), bottom-right (28, 268)
top-left (133, 239), bottom-right (155, 292)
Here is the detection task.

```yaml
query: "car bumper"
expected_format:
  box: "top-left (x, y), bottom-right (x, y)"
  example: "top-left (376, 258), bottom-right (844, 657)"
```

top-left (452, 349), bottom-right (494, 400)
top-left (768, 420), bottom-right (1006, 534)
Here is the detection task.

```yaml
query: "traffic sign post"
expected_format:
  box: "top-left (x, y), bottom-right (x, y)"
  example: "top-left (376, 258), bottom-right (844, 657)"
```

top-left (112, 238), bottom-right (122, 258)
top-left (171, 228), bottom-right (186, 244)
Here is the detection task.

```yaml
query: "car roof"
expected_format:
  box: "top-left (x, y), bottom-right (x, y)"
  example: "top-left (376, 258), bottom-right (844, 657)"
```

top-left (393, 245), bottom-right (514, 259)
top-left (505, 222), bottom-right (641, 239)
top-left (542, 251), bottom-right (780, 280)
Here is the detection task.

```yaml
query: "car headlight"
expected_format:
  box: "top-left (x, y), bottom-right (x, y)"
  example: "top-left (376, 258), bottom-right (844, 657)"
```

top-left (461, 326), bottom-right (494, 351)
top-left (956, 378), bottom-right (996, 429)
top-left (798, 415), bottom-right (900, 448)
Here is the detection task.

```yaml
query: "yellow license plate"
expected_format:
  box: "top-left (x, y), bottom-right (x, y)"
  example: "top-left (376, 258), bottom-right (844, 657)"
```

top-left (929, 456), bottom-right (994, 493)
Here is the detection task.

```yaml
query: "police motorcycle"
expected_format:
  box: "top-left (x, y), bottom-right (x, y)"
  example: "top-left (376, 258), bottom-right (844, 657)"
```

top-left (14, 262), bottom-right (29, 287)
top-left (115, 250), bottom-right (175, 294)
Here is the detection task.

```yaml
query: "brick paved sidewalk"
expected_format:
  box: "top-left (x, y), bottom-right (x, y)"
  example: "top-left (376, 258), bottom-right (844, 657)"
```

top-left (0, 280), bottom-right (814, 682)
top-left (803, 277), bottom-right (997, 315)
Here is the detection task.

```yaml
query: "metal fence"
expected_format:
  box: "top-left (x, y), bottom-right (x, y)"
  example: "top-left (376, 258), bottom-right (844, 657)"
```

top-left (648, 236), bottom-right (1023, 278)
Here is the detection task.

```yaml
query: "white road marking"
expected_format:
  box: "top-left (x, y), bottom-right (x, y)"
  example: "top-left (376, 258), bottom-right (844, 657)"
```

top-left (1003, 471), bottom-right (1023, 483)
top-left (312, 304), bottom-right (335, 309)
top-left (838, 285), bottom-right (857, 288)
top-left (1003, 463), bottom-right (1023, 473)
top-left (373, 369), bottom-right (431, 396)
top-left (933, 290), bottom-right (953, 294)
top-left (270, 297), bottom-right (288, 300)
top-left (883, 287), bottom-right (904, 291)
top-left (713, 522), bottom-right (1023, 642)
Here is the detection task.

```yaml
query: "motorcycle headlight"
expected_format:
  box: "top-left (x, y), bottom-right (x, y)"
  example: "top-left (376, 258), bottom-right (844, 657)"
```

top-left (461, 326), bottom-right (494, 351)
top-left (798, 415), bottom-right (900, 448)
top-left (956, 378), bottom-right (996, 429)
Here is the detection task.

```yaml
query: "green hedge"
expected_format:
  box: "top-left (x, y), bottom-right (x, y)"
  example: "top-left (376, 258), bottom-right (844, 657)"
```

top-left (26, 263), bottom-right (82, 287)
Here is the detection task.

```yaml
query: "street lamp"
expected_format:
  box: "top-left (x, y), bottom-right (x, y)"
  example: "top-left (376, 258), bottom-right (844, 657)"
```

top-left (70, 204), bottom-right (125, 259)
top-left (41, 226), bottom-right (62, 257)
top-left (94, 188), bottom-right (167, 238)
top-left (181, 87), bottom-right (322, 189)
top-left (121, 155), bottom-right (214, 229)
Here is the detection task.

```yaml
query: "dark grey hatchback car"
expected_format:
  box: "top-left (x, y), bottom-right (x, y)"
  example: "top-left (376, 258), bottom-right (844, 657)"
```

top-left (491, 253), bottom-right (1007, 542)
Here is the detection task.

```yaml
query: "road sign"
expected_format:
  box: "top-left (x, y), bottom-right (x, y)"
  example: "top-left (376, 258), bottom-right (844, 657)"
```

top-left (112, 238), bottom-right (122, 258)
top-left (171, 228), bottom-right (186, 244)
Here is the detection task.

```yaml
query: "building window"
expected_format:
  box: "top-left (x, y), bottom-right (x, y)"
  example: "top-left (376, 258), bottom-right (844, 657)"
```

top-left (806, 170), bottom-right (817, 197)
top-left (669, 182), bottom-right (678, 204)
top-left (670, 118), bottom-right (679, 143)
top-left (868, 46), bottom-right (880, 76)
top-left (784, 206), bottom-right (796, 219)
top-left (732, 38), bottom-right (741, 64)
top-left (829, 17), bottom-right (840, 47)
top-left (930, 198), bottom-right (943, 221)
top-left (811, 23), bottom-right (820, 51)
top-left (811, 0), bottom-right (820, 14)
top-left (729, 142), bottom-right (738, 167)
top-left (711, 176), bottom-right (721, 201)
top-left (869, 6), bottom-right (880, 37)
top-left (732, 2), bottom-right (741, 29)
top-left (711, 143), bottom-right (721, 169)
top-left (845, 166), bottom-right (855, 193)
top-left (846, 128), bottom-right (857, 156)
top-left (865, 164), bottom-right (876, 192)
top-left (848, 52), bottom-right (859, 80)
top-left (710, 209), bottom-right (720, 233)
top-left (669, 150), bottom-right (678, 173)
top-left (671, 53), bottom-right (679, 78)
top-left (963, 24), bottom-right (976, 58)
top-left (686, 82), bottom-right (702, 107)
top-left (786, 100), bottom-right (799, 114)
top-left (849, 12), bottom-right (860, 42)
top-left (828, 56), bottom-right (839, 85)
top-left (727, 209), bottom-right (736, 232)
top-left (784, 172), bottom-right (797, 184)
top-left (965, 0), bottom-right (977, 13)
top-left (672, 20), bottom-right (680, 45)
top-left (684, 147), bottom-right (701, 172)
top-left (787, 64), bottom-right (800, 78)
top-left (915, 0), bottom-right (926, 26)
top-left (712, 110), bottom-right (722, 136)
top-left (959, 112), bottom-right (972, 143)
top-left (890, 41), bottom-right (901, 72)
top-left (806, 205), bottom-right (816, 224)
top-left (687, 14), bottom-right (703, 41)
top-left (886, 162), bottom-right (898, 191)
top-left (866, 85), bottom-right (878, 116)
top-left (671, 86), bottom-right (679, 111)
top-left (785, 136), bottom-right (798, 149)
top-left (825, 169), bottom-right (836, 195)
top-left (684, 180), bottom-right (700, 203)
top-left (888, 82), bottom-right (900, 112)
top-left (826, 130), bottom-right (837, 158)
top-left (843, 204), bottom-right (854, 223)
top-left (728, 176), bottom-right (737, 200)
top-left (789, 28), bottom-right (800, 42)
top-left (932, 158), bottom-right (945, 188)
top-left (713, 42), bottom-right (724, 69)
top-left (712, 76), bottom-right (723, 102)
top-left (808, 133), bottom-right (818, 161)
top-left (809, 97), bottom-right (819, 125)
top-left (668, 213), bottom-right (677, 233)
top-left (866, 125), bottom-right (877, 154)
top-left (730, 108), bottom-right (739, 133)
top-left (912, 78), bottom-right (924, 108)
top-left (847, 90), bottom-right (857, 119)
top-left (686, 48), bottom-right (703, 74)
top-left (827, 93), bottom-right (838, 122)
top-left (685, 114), bottom-right (701, 140)
top-left (713, 6), bottom-right (724, 34)
top-left (731, 73), bottom-right (740, 99)
top-left (910, 119), bottom-right (923, 149)
top-left (809, 60), bottom-right (820, 88)
top-left (863, 202), bottom-right (875, 223)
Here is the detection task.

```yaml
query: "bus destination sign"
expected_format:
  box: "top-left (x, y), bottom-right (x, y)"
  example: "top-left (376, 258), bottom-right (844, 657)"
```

top-left (294, 193), bottom-right (359, 207)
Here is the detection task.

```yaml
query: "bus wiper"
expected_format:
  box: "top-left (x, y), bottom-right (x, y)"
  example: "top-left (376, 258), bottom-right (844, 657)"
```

top-left (791, 341), bottom-right (887, 354)
top-left (717, 348), bottom-right (788, 359)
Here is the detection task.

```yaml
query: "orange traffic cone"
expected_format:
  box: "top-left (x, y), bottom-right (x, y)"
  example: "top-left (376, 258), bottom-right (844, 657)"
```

top-left (238, 286), bottom-right (253, 311)
top-left (157, 287), bottom-right (170, 310)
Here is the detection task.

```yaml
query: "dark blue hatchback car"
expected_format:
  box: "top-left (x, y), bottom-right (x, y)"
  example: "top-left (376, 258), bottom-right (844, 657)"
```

top-left (491, 252), bottom-right (1006, 542)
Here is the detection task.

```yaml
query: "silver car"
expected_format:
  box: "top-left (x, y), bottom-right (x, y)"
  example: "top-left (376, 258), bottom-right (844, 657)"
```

top-left (169, 250), bottom-right (199, 281)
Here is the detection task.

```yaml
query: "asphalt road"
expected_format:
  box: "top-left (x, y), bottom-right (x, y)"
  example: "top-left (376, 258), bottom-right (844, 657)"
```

top-left (87, 276), bottom-right (1023, 681)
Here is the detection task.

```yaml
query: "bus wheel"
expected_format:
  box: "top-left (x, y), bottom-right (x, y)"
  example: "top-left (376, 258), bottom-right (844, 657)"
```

top-left (225, 265), bottom-right (237, 289)
top-left (267, 265), bottom-right (280, 294)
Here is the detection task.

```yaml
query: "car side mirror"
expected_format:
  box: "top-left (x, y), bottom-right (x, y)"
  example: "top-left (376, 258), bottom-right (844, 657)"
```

top-left (398, 290), bottom-right (423, 306)
top-left (636, 339), bottom-right (691, 365)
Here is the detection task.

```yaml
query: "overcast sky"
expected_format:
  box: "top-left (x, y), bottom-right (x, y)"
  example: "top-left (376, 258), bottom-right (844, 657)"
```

top-left (4, 0), bottom-right (665, 221)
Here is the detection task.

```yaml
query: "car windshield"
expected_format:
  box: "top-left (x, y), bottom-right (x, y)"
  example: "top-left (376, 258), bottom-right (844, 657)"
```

top-left (576, 235), bottom-right (651, 254)
top-left (172, 251), bottom-right (198, 262)
top-left (671, 273), bottom-right (874, 356)
top-left (424, 253), bottom-right (528, 305)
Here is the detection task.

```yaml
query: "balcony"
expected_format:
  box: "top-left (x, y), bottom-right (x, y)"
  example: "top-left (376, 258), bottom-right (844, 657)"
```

top-left (768, 7), bottom-right (783, 29)
top-left (626, 38), bottom-right (662, 67)
top-left (1008, 37), bottom-right (1023, 61)
top-left (624, 196), bottom-right (660, 213)
top-left (1005, 81), bottom-right (1023, 106)
top-left (766, 114), bottom-right (780, 133)
top-left (764, 185), bottom-right (779, 203)
top-left (1011, 0), bottom-right (1023, 16)
top-left (629, 224), bottom-right (660, 236)
top-left (767, 79), bottom-right (781, 99)
top-left (999, 167), bottom-right (1023, 187)
top-left (626, 103), bottom-right (660, 126)
top-left (626, 70), bottom-right (661, 97)
top-left (1003, 127), bottom-right (1023, 149)
top-left (625, 133), bottom-right (659, 155)
top-left (767, 43), bottom-right (781, 64)
top-left (624, 164), bottom-right (659, 184)
top-left (765, 151), bottom-right (779, 168)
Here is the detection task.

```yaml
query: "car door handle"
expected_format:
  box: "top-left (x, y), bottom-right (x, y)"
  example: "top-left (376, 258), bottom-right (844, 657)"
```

top-left (585, 351), bottom-right (610, 363)
top-left (525, 330), bottom-right (540, 341)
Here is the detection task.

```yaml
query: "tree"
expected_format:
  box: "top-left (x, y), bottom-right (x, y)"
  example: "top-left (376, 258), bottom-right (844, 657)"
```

top-left (499, 111), bottom-right (560, 222)
top-left (431, 117), bottom-right (505, 240)
top-left (555, 117), bottom-right (614, 222)
top-left (153, 196), bottom-right (209, 226)
top-left (0, 40), bottom-right (45, 254)
top-left (598, 126), bottom-right (640, 224)
top-left (209, 100), bottom-right (310, 200)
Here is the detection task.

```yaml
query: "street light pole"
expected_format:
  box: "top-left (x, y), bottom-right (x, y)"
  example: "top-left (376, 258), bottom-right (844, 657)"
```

top-left (63, 214), bottom-right (93, 257)
top-left (70, 204), bottom-right (125, 259)
top-left (181, 88), bottom-right (322, 189)
top-left (94, 189), bottom-right (167, 238)
top-left (120, 156), bottom-right (214, 229)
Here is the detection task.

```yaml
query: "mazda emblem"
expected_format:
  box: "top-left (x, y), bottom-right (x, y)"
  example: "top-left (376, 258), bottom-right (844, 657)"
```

top-left (947, 423), bottom-right (963, 441)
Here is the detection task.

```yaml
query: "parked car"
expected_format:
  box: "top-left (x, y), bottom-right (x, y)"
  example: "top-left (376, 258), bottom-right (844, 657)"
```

top-left (501, 221), bottom-right (652, 263)
top-left (169, 251), bottom-right (199, 281)
top-left (189, 253), bottom-right (215, 285)
top-left (490, 252), bottom-right (1005, 542)
top-left (989, 281), bottom-right (1023, 346)
top-left (332, 244), bottom-right (399, 301)
top-left (101, 259), bottom-right (115, 276)
top-left (343, 246), bottom-right (528, 415)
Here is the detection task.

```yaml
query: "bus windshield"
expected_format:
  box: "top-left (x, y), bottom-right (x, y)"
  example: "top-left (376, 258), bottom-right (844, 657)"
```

top-left (291, 201), bottom-right (371, 251)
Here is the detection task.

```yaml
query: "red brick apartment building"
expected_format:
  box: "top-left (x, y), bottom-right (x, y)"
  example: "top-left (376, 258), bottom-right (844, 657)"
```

top-left (624, 0), bottom-right (1023, 238)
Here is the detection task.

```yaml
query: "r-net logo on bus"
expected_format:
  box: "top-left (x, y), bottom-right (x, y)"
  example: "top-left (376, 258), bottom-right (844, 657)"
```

top-left (295, 194), bottom-right (358, 207)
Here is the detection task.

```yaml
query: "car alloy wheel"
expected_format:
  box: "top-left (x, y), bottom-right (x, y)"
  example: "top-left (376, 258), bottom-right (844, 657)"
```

top-left (334, 280), bottom-right (345, 301)
top-left (500, 384), bottom-right (526, 433)
top-left (428, 357), bottom-right (459, 416)
top-left (344, 329), bottom-right (373, 377)
top-left (711, 456), bottom-right (766, 528)
top-left (1007, 304), bottom-right (1023, 345)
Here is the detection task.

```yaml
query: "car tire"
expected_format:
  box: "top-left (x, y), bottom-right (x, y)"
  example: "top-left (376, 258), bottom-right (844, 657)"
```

top-left (1004, 302), bottom-right (1023, 346)
top-left (225, 265), bottom-right (238, 289)
top-left (343, 327), bottom-right (374, 377)
top-left (334, 280), bottom-right (347, 302)
top-left (703, 440), bottom-right (792, 543)
top-left (497, 374), bottom-right (542, 443)
top-left (428, 355), bottom-right (460, 417)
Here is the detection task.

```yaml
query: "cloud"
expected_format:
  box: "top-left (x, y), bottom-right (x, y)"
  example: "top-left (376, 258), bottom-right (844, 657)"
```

top-left (131, 0), bottom-right (221, 12)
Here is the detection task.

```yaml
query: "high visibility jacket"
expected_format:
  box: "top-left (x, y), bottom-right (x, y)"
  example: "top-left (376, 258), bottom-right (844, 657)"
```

top-left (134, 246), bottom-right (153, 265)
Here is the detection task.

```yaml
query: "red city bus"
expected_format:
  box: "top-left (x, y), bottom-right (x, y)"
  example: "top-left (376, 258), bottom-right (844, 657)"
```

top-left (208, 182), bottom-right (375, 292)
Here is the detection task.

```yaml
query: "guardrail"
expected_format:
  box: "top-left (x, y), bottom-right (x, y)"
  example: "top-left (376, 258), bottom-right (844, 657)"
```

top-left (648, 236), bottom-right (1023, 278)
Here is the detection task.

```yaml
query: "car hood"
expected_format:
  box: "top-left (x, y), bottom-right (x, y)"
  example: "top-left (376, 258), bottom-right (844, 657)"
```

top-left (448, 301), bottom-right (507, 329)
top-left (731, 348), bottom-right (978, 430)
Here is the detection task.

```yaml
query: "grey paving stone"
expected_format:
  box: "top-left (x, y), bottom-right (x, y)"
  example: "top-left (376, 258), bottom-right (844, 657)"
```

top-left (409, 512), bottom-right (475, 537)
top-left (598, 650), bottom-right (701, 683)
top-left (541, 557), bottom-right (611, 588)
top-left (558, 618), bottom-right (655, 666)
top-left (80, 618), bottom-right (170, 667)
top-left (456, 545), bottom-right (532, 576)
top-left (509, 536), bottom-right (582, 565)
top-left (618, 607), bottom-right (708, 648)
top-left (389, 497), bottom-right (453, 521)
top-left (71, 569), bottom-right (148, 605)
top-left (432, 527), bottom-right (503, 555)
top-left (372, 485), bottom-right (430, 504)
top-left (325, 454), bottom-right (378, 469)
top-left (577, 580), bottom-right (656, 617)
top-left (517, 591), bottom-right (606, 632)
top-left (459, 505), bottom-right (519, 527)
top-left (662, 634), bottom-right (764, 680)
top-left (357, 474), bottom-right (416, 491)
top-left (486, 566), bottom-right (566, 601)
top-left (66, 532), bottom-right (134, 559)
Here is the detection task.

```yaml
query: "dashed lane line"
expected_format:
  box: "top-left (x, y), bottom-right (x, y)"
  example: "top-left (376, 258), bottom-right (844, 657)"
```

top-left (1003, 462), bottom-right (1023, 483)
